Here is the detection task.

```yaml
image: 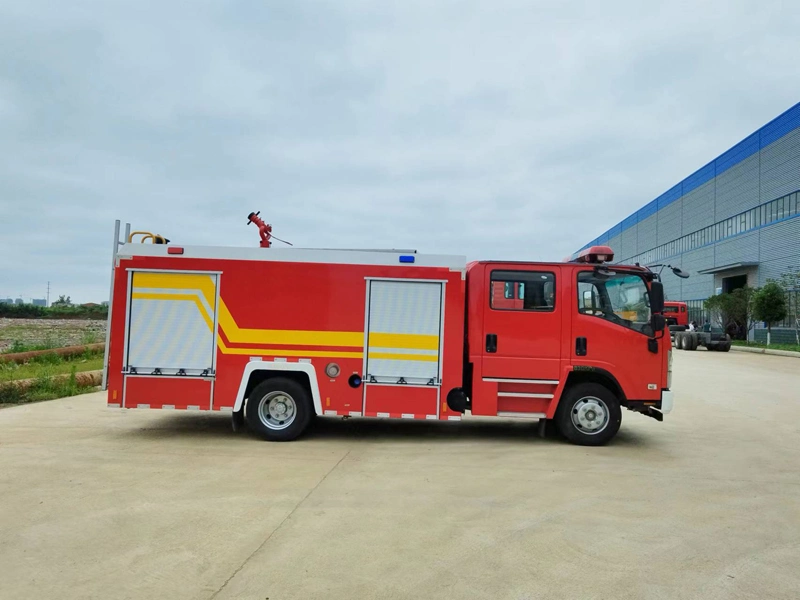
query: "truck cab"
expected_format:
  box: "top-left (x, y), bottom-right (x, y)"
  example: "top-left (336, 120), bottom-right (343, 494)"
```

top-left (664, 301), bottom-right (689, 327)
top-left (462, 247), bottom-right (672, 445)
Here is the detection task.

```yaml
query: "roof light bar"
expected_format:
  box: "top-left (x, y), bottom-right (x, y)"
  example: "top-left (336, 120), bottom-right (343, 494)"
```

top-left (574, 246), bottom-right (614, 264)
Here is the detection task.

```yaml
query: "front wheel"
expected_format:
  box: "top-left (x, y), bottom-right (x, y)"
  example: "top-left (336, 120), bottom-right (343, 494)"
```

top-left (556, 383), bottom-right (622, 446)
top-left (245, 377), bottom-right (314, 441)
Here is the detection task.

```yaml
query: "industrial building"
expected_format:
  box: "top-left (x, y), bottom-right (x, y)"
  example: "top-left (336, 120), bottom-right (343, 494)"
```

top-left (578, 103), bottom-right (800, 342)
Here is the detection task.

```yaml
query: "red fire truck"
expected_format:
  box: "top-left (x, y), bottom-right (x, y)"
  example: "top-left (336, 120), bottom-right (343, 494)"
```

top-left (102, 217), bottom-right (674, 446)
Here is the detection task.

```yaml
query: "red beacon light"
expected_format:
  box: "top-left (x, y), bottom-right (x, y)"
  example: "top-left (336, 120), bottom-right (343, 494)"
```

top-left (574, 246), bottom-right (614, 264)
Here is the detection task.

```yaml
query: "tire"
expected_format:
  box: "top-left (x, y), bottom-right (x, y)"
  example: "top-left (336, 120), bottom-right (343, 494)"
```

top-left (689, 333), bottom-right (699, 351)
top-left (245, 377), bottom-right (314, 441)
top-left (719, 341), bottom-right (731, 352)
top-left (678, 333), bottom-right (689, 350)
top-left (556, 383), bottom-right (622, 446)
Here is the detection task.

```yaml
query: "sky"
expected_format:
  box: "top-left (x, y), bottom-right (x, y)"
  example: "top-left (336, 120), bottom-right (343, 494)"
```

top-left (0, 1), bottom-right (798, 304)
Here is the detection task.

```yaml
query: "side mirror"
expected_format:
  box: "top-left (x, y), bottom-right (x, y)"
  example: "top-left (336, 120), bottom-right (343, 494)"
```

top-left (650, 281), bottom-right (664, 314)
top-left (582, 290), bottom-right (593, 309)
top-left (672, 267), bottom-right (690, 279)
top-left (651, 313), bottom-right (666, 333)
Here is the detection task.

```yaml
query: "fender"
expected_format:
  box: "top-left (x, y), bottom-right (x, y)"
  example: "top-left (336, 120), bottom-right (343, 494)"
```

top-left (233, 361), bottom-right (322, 415)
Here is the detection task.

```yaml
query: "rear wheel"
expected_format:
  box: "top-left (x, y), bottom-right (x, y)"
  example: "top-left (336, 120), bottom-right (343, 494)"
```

top-left (678, 333), bottom-right (689, 350)
top-left (689, 333), bottom-right (699, 351)
top-left (556, 383), bottom-right (622, 446)
top-left (245, 377), bottom-right (314, 441)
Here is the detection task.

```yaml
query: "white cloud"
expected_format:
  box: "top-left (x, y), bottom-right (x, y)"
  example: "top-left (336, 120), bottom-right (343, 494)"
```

top-left (0, 0), bottom-right (798, 301)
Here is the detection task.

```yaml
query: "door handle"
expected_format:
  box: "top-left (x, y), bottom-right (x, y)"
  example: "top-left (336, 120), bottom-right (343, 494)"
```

top-left (576, 337), bottom-right (587, 356)
top-left (486, 333), bottom-right (497, 353)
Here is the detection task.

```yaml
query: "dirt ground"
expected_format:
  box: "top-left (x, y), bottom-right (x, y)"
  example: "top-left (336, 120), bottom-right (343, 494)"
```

top-left (1, 350), bottom-right (799, 599)
top-left (0, 318), bottom-right (106, 351)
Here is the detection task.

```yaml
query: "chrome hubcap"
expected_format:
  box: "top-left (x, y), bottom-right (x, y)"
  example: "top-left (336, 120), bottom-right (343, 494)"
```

top-left (571, 396), bottom-right (609, 434)
top-left (257, 391), bottom-right (297, 430)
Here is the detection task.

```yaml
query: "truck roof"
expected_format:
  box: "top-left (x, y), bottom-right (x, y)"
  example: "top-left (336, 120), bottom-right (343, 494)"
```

top-left (119, 243), bottom-right (467, 272)
top-left (470, 260), bottom-right (648, 272)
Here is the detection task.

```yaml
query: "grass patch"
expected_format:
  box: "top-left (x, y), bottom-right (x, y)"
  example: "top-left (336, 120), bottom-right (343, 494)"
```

top-left (1, 353), bottom-right (104, 382)
top-left (0, 367), bottom-right (100, 405)
top-left (0, 350), bottom-right (104, 405)
top-left (731, 340), bottom-right (800, 353)
top-left (1, 337), bottom-right (70, 354)
top-left (80, 330), bottom-right (101, 345)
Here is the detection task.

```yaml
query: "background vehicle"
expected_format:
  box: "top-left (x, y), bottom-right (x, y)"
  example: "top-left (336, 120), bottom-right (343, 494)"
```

top-left (103, 219), bottom-right (674, 446)
top-left (673, 329), bottom-right (732, 352)
top-left (664, 301), bottom-right (689, 327)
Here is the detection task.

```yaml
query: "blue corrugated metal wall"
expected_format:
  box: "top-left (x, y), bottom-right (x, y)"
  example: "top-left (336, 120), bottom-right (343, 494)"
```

top-left (578, 102), bottom-right (800, 253)
top-left (577, 102), bottom-right (800, 338)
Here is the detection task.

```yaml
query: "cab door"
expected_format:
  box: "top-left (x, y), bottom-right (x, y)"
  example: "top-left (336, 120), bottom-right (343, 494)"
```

top-left (572, 269), bottom-right (663, 401)
top-left (481, 266), bottom-right (562, 381)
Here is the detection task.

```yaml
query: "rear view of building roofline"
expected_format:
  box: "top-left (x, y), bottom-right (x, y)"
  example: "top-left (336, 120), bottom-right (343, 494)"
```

top-left (578, 102), bottom-right (800, 342)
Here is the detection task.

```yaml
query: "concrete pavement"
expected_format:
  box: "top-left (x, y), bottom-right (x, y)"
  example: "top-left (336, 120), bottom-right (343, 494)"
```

top-left (1, 351), bottom-right (799, 599)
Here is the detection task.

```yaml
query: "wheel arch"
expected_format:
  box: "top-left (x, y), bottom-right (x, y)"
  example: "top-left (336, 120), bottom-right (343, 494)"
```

top-left (233, 362), bottom-right (321, 415)
top-left (561, 368), bottom-right (626, 406)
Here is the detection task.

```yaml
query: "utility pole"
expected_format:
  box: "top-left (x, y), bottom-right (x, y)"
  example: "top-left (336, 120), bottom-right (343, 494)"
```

top-left (47, 281), bottom-right (50, 307)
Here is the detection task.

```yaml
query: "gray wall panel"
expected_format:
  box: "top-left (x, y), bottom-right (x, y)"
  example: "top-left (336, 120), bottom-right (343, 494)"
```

top-left (714, 231), bottom-right (759, 267)
top-left (681, 180), bottom-right (715, 232)
top-left (714, 154), bottom-right (759, 220)
top-left (758, 259), bottom-right (792, 285)
top-left (657, 201), bottom-right (682, 246)
top-left (662, 256), bottom-right (682, 301)
top-left (679, 247), bottom-right (715, 299)
top-left (606, 235), bottom-right (621, 258)
top-left (619, 227), bottom-right (638, 261)
top-left (758, 217), bottom-right (800, 284)
top-left (636, 214), bottom-right (658, 255)
top-left (760, 129), bottom-right (800, 202)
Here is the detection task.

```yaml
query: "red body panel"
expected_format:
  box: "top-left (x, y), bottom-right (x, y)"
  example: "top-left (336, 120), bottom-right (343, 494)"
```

top-left (124, 376), bottom-right (212, 410)
top-left (107, 254), bottom-right (465, 419)
top-left (363, 385), bottom-right (439, 418)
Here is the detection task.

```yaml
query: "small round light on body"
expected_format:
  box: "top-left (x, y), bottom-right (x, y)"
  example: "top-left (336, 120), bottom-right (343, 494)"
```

top-left (325, 363), bottom-right (341, 378)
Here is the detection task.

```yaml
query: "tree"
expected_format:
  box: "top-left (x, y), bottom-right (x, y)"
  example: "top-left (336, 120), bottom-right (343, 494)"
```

top-left (752, 282), bottom-right (788, 346)
top-left (704, 286), bottom-right (755, 340)
top-left (775, 266), bottom-right (800, 345)
top-left (51, 295), bottom-right (72, 307)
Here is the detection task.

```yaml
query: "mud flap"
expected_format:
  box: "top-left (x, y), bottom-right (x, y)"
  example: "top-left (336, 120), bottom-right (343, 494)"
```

top-left (231, 407), bottom-right (245, 432)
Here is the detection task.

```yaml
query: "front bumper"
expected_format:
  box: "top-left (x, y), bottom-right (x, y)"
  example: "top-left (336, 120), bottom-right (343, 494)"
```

top-left (660, 389), bottom-right (674, 414)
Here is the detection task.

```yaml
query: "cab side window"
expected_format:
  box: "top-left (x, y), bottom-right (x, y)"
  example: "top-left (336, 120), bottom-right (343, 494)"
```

top-left (491, 271), bottom-right (556, 311)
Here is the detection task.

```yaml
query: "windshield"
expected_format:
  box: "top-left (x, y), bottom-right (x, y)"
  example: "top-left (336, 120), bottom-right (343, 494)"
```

top-left (577, 270), bottom-right (652, 335)
top-left (664, 306), bottom-right (679, 313)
